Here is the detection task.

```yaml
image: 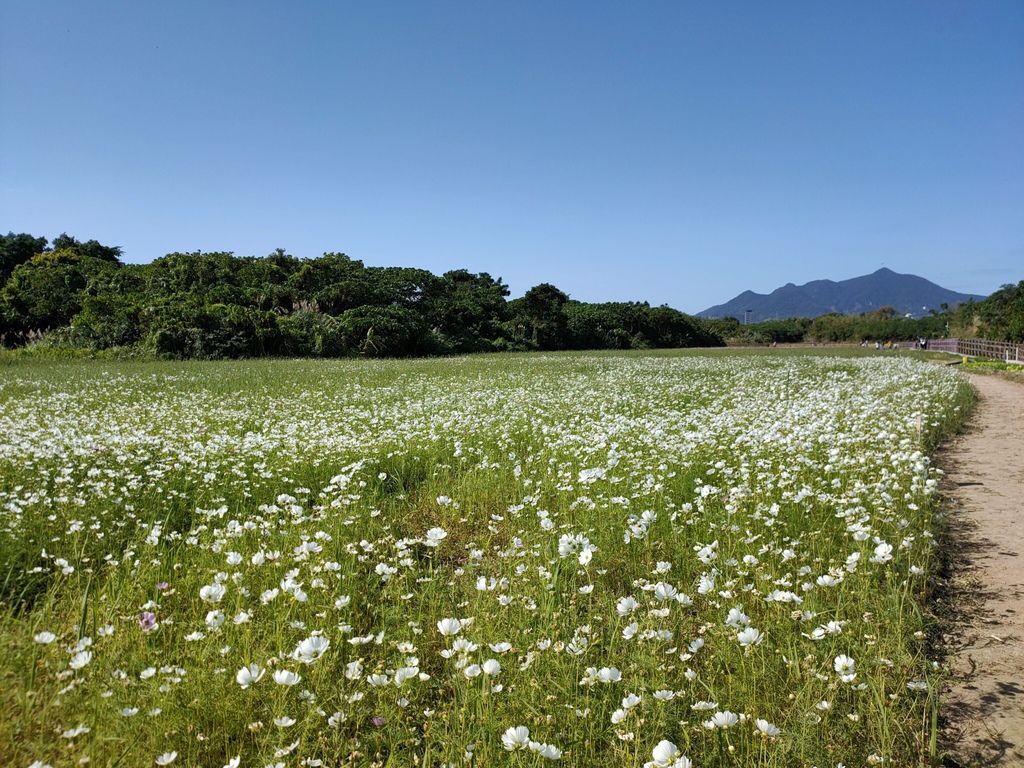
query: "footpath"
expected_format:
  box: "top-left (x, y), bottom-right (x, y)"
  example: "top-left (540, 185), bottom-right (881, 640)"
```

top-left (943, 373), bottom-right (1024, 766)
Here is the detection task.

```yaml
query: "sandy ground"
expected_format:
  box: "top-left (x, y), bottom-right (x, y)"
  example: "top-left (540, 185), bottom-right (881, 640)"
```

top-left (942, 373), bottom-right (1024, 766)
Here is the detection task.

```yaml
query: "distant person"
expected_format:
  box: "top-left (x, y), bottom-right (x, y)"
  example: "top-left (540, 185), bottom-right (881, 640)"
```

top-left (875, 341), bottom-right (881, 350)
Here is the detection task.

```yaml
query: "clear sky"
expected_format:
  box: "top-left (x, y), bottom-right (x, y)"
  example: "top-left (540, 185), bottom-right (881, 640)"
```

top-left (1, 2), bottom-right (1021, 312)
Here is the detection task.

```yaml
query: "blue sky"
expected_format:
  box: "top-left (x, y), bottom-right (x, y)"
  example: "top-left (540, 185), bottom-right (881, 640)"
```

top-left (1, 2), bottom-right (1021, 312)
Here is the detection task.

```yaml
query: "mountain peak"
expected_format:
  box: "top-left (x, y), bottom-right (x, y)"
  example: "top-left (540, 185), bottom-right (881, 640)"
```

top-left (698, 269), bottom-right (984, 322)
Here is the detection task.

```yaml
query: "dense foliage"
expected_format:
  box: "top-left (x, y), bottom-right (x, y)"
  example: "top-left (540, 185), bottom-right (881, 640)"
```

top-left (950, 281), bottom-right (1024, 342)
top-left (0, 232), bottom-right (721, 357)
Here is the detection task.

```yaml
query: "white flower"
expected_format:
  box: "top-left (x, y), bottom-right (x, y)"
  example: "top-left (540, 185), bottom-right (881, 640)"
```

top-left (424, 527), bottom-right (448, 546)
top-left (345, 660), bottom-right (363, 680)
top-left (654, 582), bottom-right (678, 601)
top-left (872, 542), bottom-right (894, 564)
top-left (292, 635), bottom-right (330, 664)
top-left (274, 716), bottom-right (296, 727)
top-left (737, 627), bottom-right (763, 647)
top-left (236, 663), bottom-right (265, 688)
top-left (199, 583), bottom-right (226, 604)
top-left (482, 659), bottom-right (501, 676)
top-left (155, 753), bottom-right (177, 766)
top-left (501, 725), bottom-right (531, 751)
top-left (69, 650), bottom-right (92, 670)
top-left (437, 618), bottom-right (462, 637)
top-left (754, 718), bottom-right (781, 736)
top-left (616, 596), bottom-right (638, 616)
top-left (34, 631), bottom-right (57, 644)
top-left (703, 710), bottom-right (739, 729)
top-left (273, 669), bottom-right (301, 686)
top-left (597, 666), bottom-right (621, 683)
top-left (834, 654), bottom-right (856, 682)
top-left (530, 741), bottom-right (563, 760)
top-left (645, 739), bottom-right (693, 768)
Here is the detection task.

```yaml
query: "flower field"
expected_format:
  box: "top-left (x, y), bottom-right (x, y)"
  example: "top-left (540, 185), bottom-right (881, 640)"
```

top-left (0, 352), bottom-right (972, 767)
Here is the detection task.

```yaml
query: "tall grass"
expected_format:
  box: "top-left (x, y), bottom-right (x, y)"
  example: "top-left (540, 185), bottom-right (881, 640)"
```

top-left (0, 352), bottom-right (972, 767)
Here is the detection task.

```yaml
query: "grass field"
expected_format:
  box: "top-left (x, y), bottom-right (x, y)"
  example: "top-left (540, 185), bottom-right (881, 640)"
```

top-left (0, 351), bottom-right (972, 767)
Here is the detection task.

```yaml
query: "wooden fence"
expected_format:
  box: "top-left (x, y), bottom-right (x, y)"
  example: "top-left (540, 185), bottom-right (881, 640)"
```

top-left (927, 338), bottom-right (1024, 364)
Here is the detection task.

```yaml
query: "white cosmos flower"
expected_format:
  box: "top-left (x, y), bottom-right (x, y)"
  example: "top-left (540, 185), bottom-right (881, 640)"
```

top-left (437, 618), bottom-right (462, 637)
top-left (501, 725), bottom-right (531, 751)
top-left (654, 582), bottom-right (678, 601)
top-left (645, 739), bottom-right (694, 768)
top-left (273, 669), bottom-right (301, 686)
top-left (236, 663), bottom-right (265, 688)
top-left (725, 607), bottom-right (749, 627)
top-left (155, 753), bottom-right (177, 765)
top-left (529, 741), bottom-right (563, 760)
top-left (703, 710), bottom-right (739, 729)
top-left (69, 650), bottom-right (92, 670)
top-left (482, 659), bottom-right (501, 676)
top-left (274, 716), bottom-right (296, 727)
top-left (596, 666), bottom-right (621, 683)
top-left (616, 596), bottom-right (638, 616)
top-left (345, 660), bottom-right (363, 680)
top-left (424, 527), bottom-right (448, 547)
top-left (737, 627), bottom-right (763, 647)
top-left (198, 583), bottom-right (226, 604)
top-left (871, 542), bottom-right (894, 563)
top-left (463, 664), bottom-right (482, 679)
top-left (755, 718), bottom-right (781, 736)
top-left (834, 654), bottom-right (856, 682)
top-left (34, 631), bottom-right (57, 644)
top-left (292, 635), bottom-right (330, 664)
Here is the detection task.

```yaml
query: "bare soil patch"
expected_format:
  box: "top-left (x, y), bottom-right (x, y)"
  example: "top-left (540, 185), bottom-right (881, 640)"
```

top-left (941, 373), bottom-right (1024, 766)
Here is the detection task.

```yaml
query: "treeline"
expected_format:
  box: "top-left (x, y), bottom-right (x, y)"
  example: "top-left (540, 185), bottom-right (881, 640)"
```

top-left (0, 232), bottom-right (722, 358)
top-left (704, 309), bottom-right (950, 345)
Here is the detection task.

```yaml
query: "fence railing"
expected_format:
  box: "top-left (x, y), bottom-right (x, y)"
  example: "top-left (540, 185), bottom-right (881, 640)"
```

top-left (928, 338), bottom-right (1024, 364)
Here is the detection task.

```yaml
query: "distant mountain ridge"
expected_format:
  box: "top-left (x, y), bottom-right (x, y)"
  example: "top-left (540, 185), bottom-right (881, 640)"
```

top-left (697, 268), bottom-right (984, 322)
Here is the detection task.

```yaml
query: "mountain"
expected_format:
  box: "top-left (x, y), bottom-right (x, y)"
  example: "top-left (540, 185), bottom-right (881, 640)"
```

top-left (697, 268), bottom-right (985, 322)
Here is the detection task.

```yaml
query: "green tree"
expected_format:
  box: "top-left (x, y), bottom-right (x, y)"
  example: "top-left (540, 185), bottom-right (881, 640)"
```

top-left (522, 283), bottom-right (569, 350)
top-left (1, 249), bottom-right (119, 336)
top-left (0, 232), bottom-right (48, 285)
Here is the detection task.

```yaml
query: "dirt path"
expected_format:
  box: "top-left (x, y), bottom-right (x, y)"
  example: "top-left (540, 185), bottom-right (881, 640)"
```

top-left (942, 373), bottom-right (1024, 767)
